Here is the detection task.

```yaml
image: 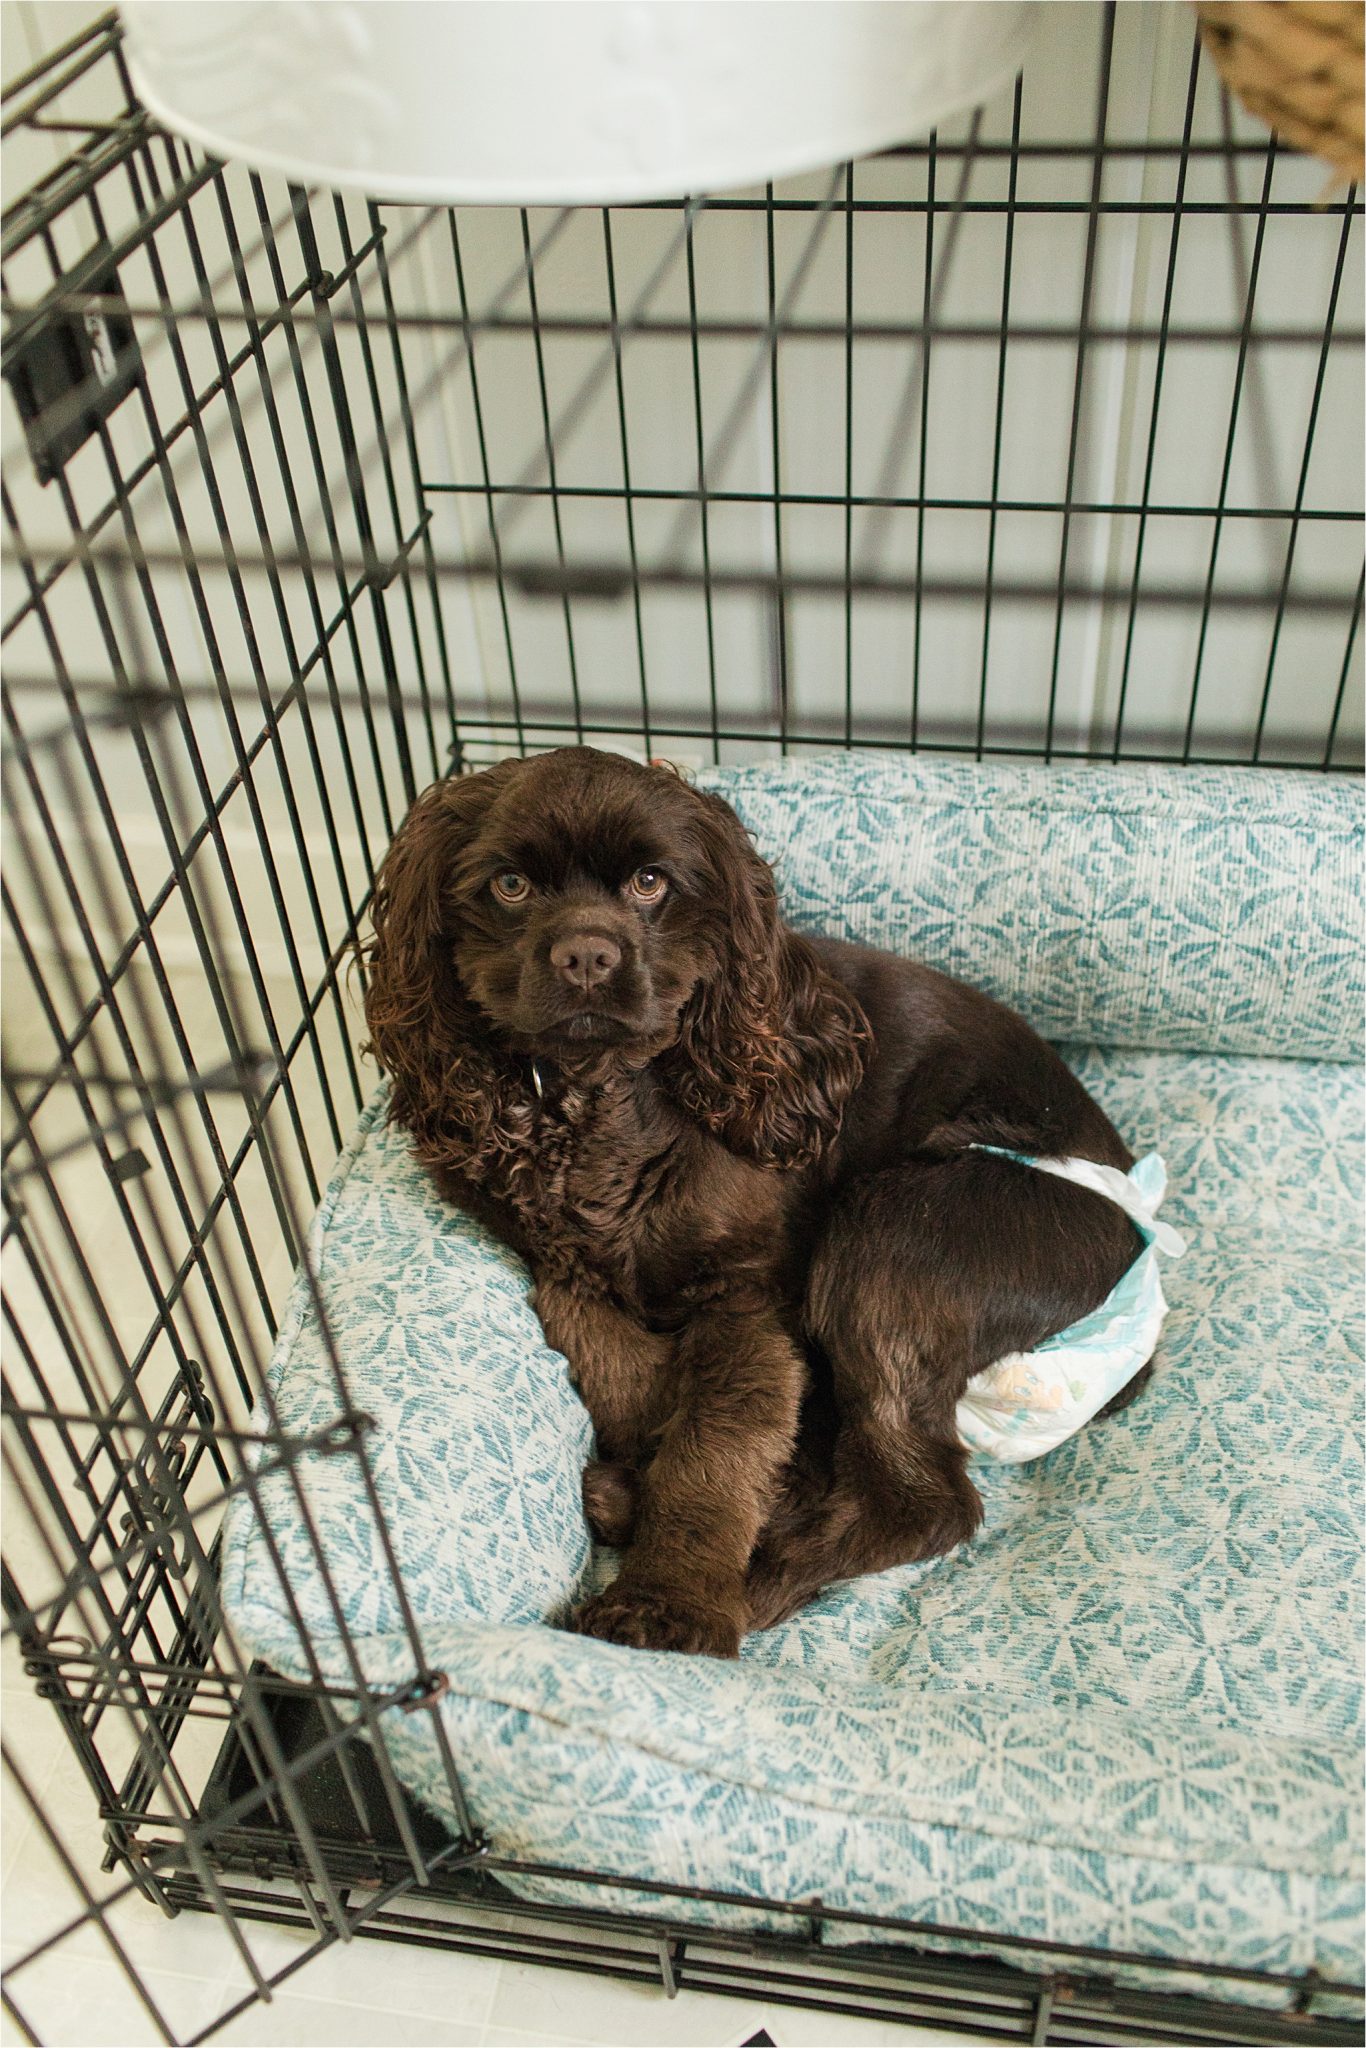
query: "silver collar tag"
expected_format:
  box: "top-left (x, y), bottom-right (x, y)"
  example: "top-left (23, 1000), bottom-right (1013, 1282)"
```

top-left (530, 1060), bottom-right (545, 1101)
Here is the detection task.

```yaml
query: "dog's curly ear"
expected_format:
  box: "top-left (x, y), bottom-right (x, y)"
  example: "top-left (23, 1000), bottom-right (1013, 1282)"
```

top-left (666, 787), bottom-right (871, 1170)
top-left (363, 764), bottom-right (526, 1179)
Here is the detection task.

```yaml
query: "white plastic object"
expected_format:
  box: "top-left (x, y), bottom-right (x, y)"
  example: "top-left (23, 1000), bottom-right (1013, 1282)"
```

top-left (956, 1153), bottom-right (1187, 1466)
top-left (118, 2), bottom-right (1038, 206)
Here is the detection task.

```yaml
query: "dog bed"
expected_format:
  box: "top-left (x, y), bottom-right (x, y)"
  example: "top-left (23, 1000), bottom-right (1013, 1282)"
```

top-left (220, 755), bottom-right (1364, 2005)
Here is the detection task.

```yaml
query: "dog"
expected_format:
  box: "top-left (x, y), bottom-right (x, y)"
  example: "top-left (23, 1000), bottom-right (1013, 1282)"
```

top-left (363, 747), bottom-right (1143, 1657)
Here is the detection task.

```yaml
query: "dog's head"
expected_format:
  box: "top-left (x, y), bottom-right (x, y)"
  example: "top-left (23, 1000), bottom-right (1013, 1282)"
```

top-left (364, 748), bottom-right (869, 1173)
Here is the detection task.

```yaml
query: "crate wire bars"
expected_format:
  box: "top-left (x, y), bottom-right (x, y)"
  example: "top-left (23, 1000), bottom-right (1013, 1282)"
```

top-left (1, 6), bottom-right (1362, 2044)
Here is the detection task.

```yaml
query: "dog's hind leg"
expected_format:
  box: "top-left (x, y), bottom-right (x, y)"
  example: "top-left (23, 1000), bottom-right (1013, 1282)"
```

top-left (747, 1151), bottom-right (1139, 1629)
top-left (746, 1344), bottom-right (982, 1629)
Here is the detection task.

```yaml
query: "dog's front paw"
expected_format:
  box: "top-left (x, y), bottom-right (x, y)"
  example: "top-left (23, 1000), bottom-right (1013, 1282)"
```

top-left (568, 1581), bottom-right (744, 1657)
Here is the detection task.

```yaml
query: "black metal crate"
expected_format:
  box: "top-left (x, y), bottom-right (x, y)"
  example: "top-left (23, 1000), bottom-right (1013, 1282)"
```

top-left (2, 8), bottom-right (1361, 2044)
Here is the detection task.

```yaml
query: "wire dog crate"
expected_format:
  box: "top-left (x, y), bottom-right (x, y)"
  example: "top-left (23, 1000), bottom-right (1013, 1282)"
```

top-left (2, 6), bottom-right (1362, 2044)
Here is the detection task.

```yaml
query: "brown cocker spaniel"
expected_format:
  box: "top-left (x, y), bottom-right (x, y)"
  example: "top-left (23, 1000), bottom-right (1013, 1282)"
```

top-left (364, 747), bottom-right (1141, 1656)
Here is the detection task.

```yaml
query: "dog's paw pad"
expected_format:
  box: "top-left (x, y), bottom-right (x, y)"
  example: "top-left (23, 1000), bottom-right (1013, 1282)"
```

top-left (567, 1586), bottom-right (742, 1658)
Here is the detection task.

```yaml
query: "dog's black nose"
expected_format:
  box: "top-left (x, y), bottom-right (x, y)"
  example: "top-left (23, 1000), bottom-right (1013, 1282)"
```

top-left (550, 932), bottom-right (621, 990)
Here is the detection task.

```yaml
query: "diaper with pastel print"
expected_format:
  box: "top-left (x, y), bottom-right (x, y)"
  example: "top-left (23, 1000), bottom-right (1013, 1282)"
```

top-left (955, 1152), bottom-right (1186, 1464)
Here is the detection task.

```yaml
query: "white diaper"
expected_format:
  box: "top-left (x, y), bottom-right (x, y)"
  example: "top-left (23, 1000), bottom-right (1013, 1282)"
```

top-left (955, 1151), bottom-right (1186, 1464)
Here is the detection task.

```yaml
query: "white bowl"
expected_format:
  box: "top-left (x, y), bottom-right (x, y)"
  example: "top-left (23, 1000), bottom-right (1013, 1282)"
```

top-left (119, 1), bottom-right (1038, 206)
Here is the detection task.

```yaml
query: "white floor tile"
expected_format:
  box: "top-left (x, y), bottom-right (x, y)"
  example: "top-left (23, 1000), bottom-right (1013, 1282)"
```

top-left (1, 1667), bottom-right (56, 1735)
top-left (212, 1981), bottom-right (481, 2046)
top-left (0, 1947), bottom-right (226, 2048)
top-left (0, 1785), bottom-right (122, 1965)
top-left (221, 1921), bottom-right (503, 2028)
top-left (487, 1961), bottom-right (768, 2048)
top-left (481, 2030), bottom-right (579, 2048)
top-left (208, 1909), bottom-right (316, 1982)
top-left (1, 1691), bottom-right (58, 1887)
top-left (72, 1887), bottom-right (279, 1984)
top-left (1, 1642), bottom-right (31, 1692)
top-left (744, 1998), bottom-right (973, 2045)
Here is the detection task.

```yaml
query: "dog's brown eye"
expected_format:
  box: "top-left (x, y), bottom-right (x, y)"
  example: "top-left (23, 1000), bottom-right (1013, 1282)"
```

top-left (491, 870), bottom-right (531, 905)
top-left (627, 867), bottom-right (667, 904)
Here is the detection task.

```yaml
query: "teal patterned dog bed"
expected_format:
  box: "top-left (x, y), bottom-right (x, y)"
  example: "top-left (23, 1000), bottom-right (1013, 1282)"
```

top-left (220, 756), bottom-right (1364, 2004)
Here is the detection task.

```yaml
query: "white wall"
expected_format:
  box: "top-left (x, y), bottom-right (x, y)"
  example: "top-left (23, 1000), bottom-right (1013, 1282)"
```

top-left (5, 1), bottom-right (1361, 798)
top-left (416, 1), bottom-right (1362, 766)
